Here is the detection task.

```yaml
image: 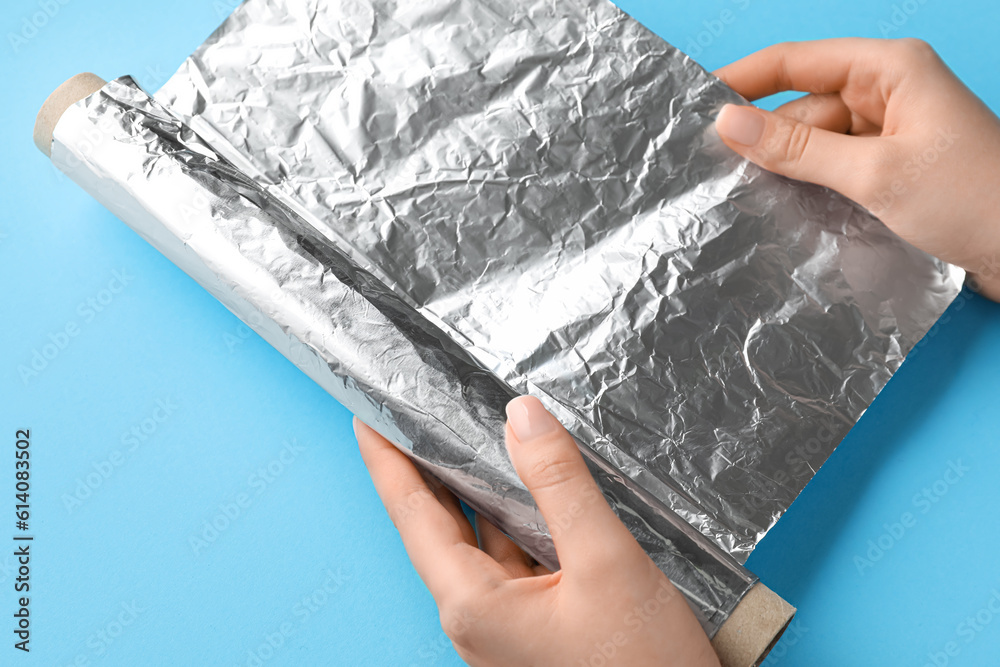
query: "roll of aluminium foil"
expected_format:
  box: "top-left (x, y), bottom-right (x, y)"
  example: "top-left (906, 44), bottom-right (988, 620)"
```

top-left (50, 0), bottom-right (961, 635)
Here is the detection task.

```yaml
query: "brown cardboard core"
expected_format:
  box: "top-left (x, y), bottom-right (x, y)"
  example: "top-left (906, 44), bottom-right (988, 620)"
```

top-left (711, 583), bottom-right (796, 667)
top-left (33, 72), bottom-right (106, 157)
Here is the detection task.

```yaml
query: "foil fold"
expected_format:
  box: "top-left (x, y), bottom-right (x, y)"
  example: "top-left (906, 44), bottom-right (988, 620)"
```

top-left (50, 0), bottom-right (961, 637)
top-left (52, 77), bottom-right (755, 634)
top-left (157, 0), bottom-right (962, 560)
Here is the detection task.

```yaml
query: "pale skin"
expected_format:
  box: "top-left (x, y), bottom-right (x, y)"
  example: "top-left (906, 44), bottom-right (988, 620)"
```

top-left (714, 38), bottom-right (1000, 302)
top-left (355, 396), bottom-right (719, 667)
top-left (356, 38), bottom-right (1000, 666)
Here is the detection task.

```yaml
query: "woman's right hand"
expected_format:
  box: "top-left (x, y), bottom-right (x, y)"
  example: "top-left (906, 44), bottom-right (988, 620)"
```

top-left (354, 396), bottom-right (721, 667)
top-left (712, 38), bottom-right (1000, 301)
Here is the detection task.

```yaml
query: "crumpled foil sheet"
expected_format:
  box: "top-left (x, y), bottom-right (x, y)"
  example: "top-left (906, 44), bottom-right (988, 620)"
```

top-left (156, 0), bottom-right (962, 558)
top-left (50, 0), bottom-right (961, 636)
top-left (53, 78), bottom-right (754, 635)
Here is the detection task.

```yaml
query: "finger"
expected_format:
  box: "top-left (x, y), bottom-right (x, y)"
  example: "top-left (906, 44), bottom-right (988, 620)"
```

top-left (715, 103), bottom-right (887, 205)
top-left (774, 94), bottom-right (853, 134)
top-left (422, 471), bottom-right (479, 547)
top-left (774, 94), bottom-right (883, 136)
top-left (713, 38), bottom-right (884, 100)
top-left (504, 396), bottom-right (639, 572)
top-left (476, 515), bottom-right (539, 578)
top-left (355, 418), bottom-right (508, 603)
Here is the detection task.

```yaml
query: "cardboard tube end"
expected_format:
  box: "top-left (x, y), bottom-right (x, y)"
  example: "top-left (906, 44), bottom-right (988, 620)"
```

top-left (34, 73), bottom-right (107, 158)
top-left (711, 583), bottom-right (795, 667)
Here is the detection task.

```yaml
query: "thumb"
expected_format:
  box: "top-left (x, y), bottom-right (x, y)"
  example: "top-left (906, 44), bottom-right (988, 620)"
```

top-left (504, 396), bottom-right (637, 571)
top-left (715, 103), bottom-right (875, 204)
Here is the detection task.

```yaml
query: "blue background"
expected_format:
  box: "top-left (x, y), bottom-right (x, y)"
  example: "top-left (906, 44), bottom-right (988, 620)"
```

top-left (2, 0), bottom-right (999, 665)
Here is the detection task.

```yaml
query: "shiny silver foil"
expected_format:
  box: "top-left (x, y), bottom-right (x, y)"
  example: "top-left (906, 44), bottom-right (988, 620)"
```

top-left (50, 0), bottom-right (961, 636)
top-left (52, 78), bottom-right (754, 635)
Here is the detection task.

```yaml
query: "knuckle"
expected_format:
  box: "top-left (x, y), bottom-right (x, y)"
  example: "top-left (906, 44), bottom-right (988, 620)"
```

top-left (524, 452), bottom-right (579, 493)
top-left (783, 121), bottom-right (813, 166)
top-left (439, 591), bottom-right (487, 642)
top-left (760, 118), bottom-right (812, 167)
top-left (766, 46), bottom-right (795, 93)
top-left (763, 41), bottom-right (804, 90)
top-left (895, 37), bottom-right (938, 63)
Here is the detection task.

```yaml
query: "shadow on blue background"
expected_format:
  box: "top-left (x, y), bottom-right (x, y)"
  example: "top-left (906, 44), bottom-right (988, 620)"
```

top-left (2, 1), bottom-right (1000, 665)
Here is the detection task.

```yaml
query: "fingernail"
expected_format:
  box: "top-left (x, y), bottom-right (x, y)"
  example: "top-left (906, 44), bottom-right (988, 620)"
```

top-left (716, 104), bottom-right (765, 146)
top-left (505, 396), bottom-right (560, 442)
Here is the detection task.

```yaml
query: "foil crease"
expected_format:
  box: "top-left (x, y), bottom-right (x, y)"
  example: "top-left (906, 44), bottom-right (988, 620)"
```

top-left (49, 0), bottom-right (962, 639)
top-left (155, 0), bottom-right (962, 560)
top-left (52, 78), bottom-right (755, 635)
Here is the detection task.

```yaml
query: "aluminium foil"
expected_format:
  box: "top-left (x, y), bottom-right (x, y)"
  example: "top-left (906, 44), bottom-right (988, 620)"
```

top-left (156, 0), bottom-right (962, 559)
top-left (50, 0), bottom-right (961, 636)
top-left (52, 77), bottom-right (754, 635)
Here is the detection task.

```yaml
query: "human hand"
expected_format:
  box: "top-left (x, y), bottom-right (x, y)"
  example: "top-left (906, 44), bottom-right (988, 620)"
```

top-left (713, 38), bottom-right (1000, 301)
top-left (354, 395), bottom-right (720, 667)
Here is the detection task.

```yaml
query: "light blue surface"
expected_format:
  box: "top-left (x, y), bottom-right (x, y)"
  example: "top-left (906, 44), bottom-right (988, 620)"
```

top-left (2, 0), bottom-right (999, 664)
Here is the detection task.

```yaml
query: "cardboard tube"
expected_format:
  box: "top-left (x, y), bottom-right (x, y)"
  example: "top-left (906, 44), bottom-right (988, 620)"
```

top-left (36, 73), bottom-right (797, 666)
top-left (712, 583), bottom-right (796, 667)
top-left (33, 72), bottom-right (106, 157)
